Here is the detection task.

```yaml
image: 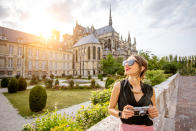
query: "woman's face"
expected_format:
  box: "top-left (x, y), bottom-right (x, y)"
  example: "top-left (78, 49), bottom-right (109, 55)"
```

top-left (124, 55), bottom-right (140, 76)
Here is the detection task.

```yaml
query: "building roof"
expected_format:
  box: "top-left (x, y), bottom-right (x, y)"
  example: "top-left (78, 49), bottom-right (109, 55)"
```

top-left (95, 25), bottom-right (115, 36)
top-left (73, 34), bottom-right (99, 47)
top-left (0, 26), bottom-right (42, 43)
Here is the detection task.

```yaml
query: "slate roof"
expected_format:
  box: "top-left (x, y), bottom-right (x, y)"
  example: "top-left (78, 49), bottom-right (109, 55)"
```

top-left (73, 34), bottom-right (99, 47)
top-left (95, 25), bottom-right (115, 36)
top-left (0, 26), bottom-right (42, 43)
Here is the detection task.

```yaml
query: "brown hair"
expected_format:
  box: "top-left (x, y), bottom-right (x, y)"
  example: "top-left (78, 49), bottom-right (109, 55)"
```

top-left (125, 54), bottom-right (148, 81)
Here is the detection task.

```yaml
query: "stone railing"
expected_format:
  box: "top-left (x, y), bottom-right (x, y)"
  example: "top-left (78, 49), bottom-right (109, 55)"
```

top-left (87, 73), bottom-right (180, 131)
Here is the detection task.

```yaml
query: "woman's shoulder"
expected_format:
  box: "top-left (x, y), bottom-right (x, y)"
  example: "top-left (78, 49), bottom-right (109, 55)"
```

top-left (113, 79), bottom-right (126, 90)
top-left (142, 83), bottom-right (153, 95)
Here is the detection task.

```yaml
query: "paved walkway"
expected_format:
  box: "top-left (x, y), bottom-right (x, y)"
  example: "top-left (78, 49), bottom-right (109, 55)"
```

top-left (0, 87), bottom-right (91, 131)
top-left (175, 76), bottom-right (196, 131)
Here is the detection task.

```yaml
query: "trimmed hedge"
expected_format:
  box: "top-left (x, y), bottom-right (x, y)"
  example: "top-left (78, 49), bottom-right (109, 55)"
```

top-left (18, 78), bottom-right (27, 91)
top-left (1, 78), bottom-right (9, 88)
top-left (55, 79), bottom-right (59, 86)
top-left (44, 79), bottom-right (53, 88)
top-left (8, 78), bottom-right (18, 93)
top-left (91, 79), bottom-right (96, 88)
top-left (29, 85), bottom-right (47, 112)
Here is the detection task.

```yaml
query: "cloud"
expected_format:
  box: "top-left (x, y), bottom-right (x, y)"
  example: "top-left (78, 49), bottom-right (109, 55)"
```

top-left (46, 0), bottom-right (75, 24)
top-left (0, 5), bottom-right (9, 19)
top-left (143, 0), bottom-right (196, 29)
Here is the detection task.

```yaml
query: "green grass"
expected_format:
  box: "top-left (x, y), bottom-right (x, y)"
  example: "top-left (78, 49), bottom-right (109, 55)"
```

top-left (3, 88), bottom-right (99, 118)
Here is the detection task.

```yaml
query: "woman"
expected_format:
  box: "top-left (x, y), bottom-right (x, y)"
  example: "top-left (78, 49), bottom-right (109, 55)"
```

top-left (108, 55), bottom-right (159, 131)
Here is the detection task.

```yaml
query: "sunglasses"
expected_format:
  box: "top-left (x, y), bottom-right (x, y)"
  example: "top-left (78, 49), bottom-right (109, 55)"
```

top-left (122, 59), bottom-right (137, 66)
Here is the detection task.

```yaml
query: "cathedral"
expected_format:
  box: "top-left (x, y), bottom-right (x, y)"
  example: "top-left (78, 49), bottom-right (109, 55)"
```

top-left (63, 6), bottom-right (138, 76)
top-left (0, 7), bottom-right (138, 78)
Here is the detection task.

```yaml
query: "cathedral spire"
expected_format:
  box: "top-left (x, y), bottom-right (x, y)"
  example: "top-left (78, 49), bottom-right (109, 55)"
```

top-left (128, 32), bottom-right (131, 42)
top-left (109, 4), bottom-right (112, 26)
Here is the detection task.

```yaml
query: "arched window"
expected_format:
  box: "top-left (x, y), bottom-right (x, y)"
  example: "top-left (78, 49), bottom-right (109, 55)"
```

top-left (76, 50), bottom-right (78, 62)
top-left (108, 39), bottom-right (111, 50)
top-left (88, 46), bottom-right (90, 60)
top-left (93, 46), bottom-right (96, 59)
top-left (98, 47), bottom-right (100, 60)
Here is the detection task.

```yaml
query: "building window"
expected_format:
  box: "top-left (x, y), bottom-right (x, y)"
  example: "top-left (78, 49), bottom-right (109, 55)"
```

top-left (28, 71), bottom-right (31, 75)
top-left (98, 47), bottom-right (100, 60)
top-left (93, 46), bottom-right (96, 59)
top-left (17, 71), bottom-right (20, 76)
top-left (17, 58), bottom-right (22, 67)
top-left (88, 47), bottom-right (90, 60)
top-left (29, 61), bottom-right (32, 69)
top-left (42, 61), bottom-right (46, 70)
top-left (36, 61), bottom-right (39, 69)
top-left (18, 47), bottom-right (22, 56)
top-left (28, 48), bottom-right (32, 57)
top-left (9, 45), bottom-right (13, 55)
top-left (8, 58), bottom-right (13, 67)
top-left (8, 71), bottom-right (12, 75)
top-left (0, 58), bottom-right (5, 67)
top-left (76, 50), bottom-right (78, 62)
top-left (36, 49), bottom-right (39, 58)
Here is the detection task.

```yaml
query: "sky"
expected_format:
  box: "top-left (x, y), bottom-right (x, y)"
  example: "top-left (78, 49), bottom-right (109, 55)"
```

top-left (0, 0), bottom-right (196, 58)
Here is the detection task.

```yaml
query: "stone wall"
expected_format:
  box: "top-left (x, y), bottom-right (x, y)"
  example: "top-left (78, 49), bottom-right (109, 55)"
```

top-left (87, 73), bottom-right (180, 131)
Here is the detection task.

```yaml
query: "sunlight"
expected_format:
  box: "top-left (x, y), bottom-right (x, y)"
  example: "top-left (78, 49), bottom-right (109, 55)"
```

top-left (23, 11), bottom-right (55, 39)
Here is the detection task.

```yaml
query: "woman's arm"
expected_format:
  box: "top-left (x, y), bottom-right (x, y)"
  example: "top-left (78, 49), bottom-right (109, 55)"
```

top-left (108, 81), bottom-right (134, 119)
top-left (149, 87), bottom-right (159, 118)
top-left (151, 87), bottom-right (156, 107)
top-left (108, 81), bottom-right (121, 117)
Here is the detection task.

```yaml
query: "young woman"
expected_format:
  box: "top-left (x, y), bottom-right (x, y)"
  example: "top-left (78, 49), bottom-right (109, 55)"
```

top-left (108, 55), bottom-right (159, 131)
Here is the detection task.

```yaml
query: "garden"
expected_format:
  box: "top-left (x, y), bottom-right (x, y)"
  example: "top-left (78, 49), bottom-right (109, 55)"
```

top-left (0, 51), bottom-right (195, 131)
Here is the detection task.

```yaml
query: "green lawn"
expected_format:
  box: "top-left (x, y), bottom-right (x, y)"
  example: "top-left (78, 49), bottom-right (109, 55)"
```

top-left (3, 88), bottom-right (99, 118)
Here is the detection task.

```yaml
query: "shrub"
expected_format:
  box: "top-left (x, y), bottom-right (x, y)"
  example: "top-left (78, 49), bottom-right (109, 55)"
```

top-left (66, 75), bottom-right (73, 79)
top-left (42, 75), bottom-right (46, 80)
top-left (78, 75), bottom-right (81, 79)
top-left (162, 62), bottom-right (178, 74)
top-left (145, 70), bottom-right (166, 86)
top-left (44, 79), bottom-right (53, 88)
top-left (8, 78), bottom-right (18, 93)
top-left (88, 75), bottom-right (91, 80)
top-left (15, 74), bottom-right (20, 80)
top-left (62, 73), bottom-right (65, 78)
top-left (1, 78), bottom-right (9, 88)
top-left (29, 85), bottom-right (47, 112)
top-left (75, 102), bottom-right (109, 130)
top-left (105, 77), bottom-right (115, 89)
top-left (22, 111), bottom-right (82, 131)
top-left (55, 79), bottom-right (59, 86)
top-left (50, 74), bottom-right (54, 79)
top-left (68, 79), bottom-right (74, 88)
top-left (91, 79), bottom-right (96, 88)
top-left (18, 78), bottom-right (27, 91)
top-left (30, 75), bottom-right (39, 85)
top-left (90, 88), bottom-right (112, 105)
top-left (98, 74), bottom-right (103, 81)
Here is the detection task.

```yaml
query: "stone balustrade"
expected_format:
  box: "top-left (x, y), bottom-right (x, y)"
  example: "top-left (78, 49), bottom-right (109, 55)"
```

top-left (87, 73), bottom-right (180, 131)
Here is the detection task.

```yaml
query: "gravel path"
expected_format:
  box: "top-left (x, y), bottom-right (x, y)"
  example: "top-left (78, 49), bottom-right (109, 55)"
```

top-left (0, 88), bottom-right (33, 131)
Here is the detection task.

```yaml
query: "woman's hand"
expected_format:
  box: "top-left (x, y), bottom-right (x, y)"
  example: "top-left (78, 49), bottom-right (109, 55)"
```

top-left (148, 105), bottom-right (159, 118)
top-left (122, 105), bottom-right (134, 119)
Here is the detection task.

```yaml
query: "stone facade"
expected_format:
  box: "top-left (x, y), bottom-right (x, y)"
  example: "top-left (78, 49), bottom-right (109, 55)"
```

top-left (0, 7), bottom-right (138, 78)
top-left (63, 7), bottom-right (138, 76)
top-left (0, 27), bottom-right (72, 78)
